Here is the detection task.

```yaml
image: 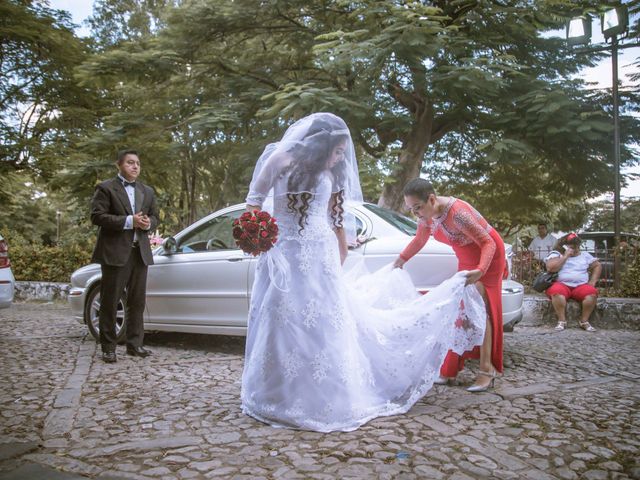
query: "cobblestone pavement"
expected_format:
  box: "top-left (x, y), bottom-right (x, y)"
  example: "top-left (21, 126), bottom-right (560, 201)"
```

top-left (0, 303), bottom-right (639, 480)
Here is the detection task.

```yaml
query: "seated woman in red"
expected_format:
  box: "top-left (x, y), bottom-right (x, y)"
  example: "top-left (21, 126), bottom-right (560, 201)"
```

top-left (393, 179), bottom-right (506, 392)
top-left (544, 232), bottom-right (601, 332)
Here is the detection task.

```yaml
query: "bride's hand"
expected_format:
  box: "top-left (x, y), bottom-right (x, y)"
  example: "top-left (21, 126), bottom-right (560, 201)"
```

top-left (465, 269), bottom-right (483, 285)
top-left (393, 256), bottom-right (406, 269)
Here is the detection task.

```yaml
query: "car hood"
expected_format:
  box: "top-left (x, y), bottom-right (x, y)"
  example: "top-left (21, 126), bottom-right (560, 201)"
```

top-left (364, 236), bottom-right (454, 256)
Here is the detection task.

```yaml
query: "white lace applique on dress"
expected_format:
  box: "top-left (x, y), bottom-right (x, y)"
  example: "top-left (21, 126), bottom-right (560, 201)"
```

top-left (241, 173), bottom-right (487, 432)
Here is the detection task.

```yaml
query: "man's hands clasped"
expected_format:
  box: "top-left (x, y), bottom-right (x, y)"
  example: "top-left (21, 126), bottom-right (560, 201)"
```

top-left (133, 211), bottom-right (150, 230)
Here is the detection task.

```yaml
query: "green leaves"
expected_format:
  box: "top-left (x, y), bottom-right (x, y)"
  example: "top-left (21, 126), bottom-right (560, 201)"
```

top-left (4, 0), bottom-right (639, 246)
top-left (259, 83), bottom-right (365, 119)
top-left (1, 0), bottom-right (87, 171)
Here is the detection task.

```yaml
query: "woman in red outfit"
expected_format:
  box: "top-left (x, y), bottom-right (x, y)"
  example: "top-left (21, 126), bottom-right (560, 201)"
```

top-left (393, 179), bottom-right (505, 391)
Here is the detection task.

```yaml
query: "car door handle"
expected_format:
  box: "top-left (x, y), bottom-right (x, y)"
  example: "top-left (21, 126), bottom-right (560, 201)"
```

top-left (227, 257), bottom-right (246, 262)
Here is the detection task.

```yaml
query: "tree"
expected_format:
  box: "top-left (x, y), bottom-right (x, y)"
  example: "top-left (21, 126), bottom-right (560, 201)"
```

top-left (70, 33), bottom-right (262, 231)
top-left (88, 0), bottom-right (176, 49)
top-left (0, 0), bottom-right (87, 180)
top-left (69, 0), bottom-right (316, 231)
top-left (0, 0), bottom-right (95, 246)
top-left (0, 171), bottom-right (71, 245)
top-left (265, 1), bottom-right (638, 217)
top-left (584, 197), bottom-right (640, 234)
top-left (58, 0), bottom-right (640, 238)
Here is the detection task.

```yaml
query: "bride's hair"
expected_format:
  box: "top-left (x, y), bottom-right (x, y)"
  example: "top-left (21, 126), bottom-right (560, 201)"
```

top-left (403, 178), bottom-right (436, 201)
top-left (285, 117), bottom-right (348, 232)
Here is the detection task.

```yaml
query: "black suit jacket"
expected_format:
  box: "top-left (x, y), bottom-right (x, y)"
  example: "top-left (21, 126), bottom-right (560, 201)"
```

top-left (90, 177), bottom-right (159, 266)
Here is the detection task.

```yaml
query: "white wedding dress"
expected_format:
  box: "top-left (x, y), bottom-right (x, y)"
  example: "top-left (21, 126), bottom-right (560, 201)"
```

top-left (240, 173), bottom-right (487, 433)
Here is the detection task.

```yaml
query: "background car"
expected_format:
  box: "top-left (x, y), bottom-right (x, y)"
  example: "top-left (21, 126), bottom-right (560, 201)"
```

top-left (578, 231), bottom-right (640, 286)
top-left (0, 234), bottom-right (15, 309)
top-left (69, 203), bottom-right (525, 342)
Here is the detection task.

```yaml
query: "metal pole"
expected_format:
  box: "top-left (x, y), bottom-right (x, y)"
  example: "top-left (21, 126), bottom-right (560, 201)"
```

top-left (612, 37), bottom-right (621, 290)
top-left (56, 210), bottom-right (61, 244)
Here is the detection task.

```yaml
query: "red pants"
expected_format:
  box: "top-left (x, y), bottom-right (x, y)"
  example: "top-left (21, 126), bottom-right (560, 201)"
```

top-left (546, 282), bottom-right (598, 302)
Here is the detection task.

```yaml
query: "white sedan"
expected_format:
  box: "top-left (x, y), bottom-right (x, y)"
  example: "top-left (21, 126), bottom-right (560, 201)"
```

top-left (69, 203), bottom-right (524, 342)
top-left (0, 234), bottom-right (15, 309)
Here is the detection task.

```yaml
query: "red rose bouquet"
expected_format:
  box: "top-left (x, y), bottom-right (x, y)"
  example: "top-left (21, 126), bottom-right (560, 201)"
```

top-left (232, 210), bottom-right (279, 256)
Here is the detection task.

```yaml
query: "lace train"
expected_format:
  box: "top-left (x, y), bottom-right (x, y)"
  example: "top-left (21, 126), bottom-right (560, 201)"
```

top-left (241, 257), bottom-right (486, 432)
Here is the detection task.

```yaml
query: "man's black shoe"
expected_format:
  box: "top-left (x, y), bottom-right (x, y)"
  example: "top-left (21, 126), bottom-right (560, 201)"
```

top-left (126, 346), bottom-right (151, 358)
top-left (102, 351), bottom-right (117, 363)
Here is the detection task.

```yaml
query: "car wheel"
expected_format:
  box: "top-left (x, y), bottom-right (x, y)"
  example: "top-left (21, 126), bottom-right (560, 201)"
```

top-left (84, 283), bottom-right (127, 343)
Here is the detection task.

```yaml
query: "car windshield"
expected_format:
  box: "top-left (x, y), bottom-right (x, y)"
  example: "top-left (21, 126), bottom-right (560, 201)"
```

top-left (176, 209), bottom-right (243, 253)
top-left (362, 204), bottom-right (417, 236)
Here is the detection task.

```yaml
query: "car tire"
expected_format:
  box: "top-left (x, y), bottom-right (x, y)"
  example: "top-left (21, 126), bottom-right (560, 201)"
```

top-left (84, 283), bottom-right (127, 344)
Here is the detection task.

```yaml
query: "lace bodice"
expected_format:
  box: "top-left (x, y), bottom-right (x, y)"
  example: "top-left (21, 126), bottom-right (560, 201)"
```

top-left (272, 173), bottom-right (334, 239)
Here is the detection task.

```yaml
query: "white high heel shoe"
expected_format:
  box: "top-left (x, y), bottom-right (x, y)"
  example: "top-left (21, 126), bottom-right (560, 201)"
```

top-left (434, 376), bottom-right (451, 385)
top-left (466, 370), bottom-right (497, 392)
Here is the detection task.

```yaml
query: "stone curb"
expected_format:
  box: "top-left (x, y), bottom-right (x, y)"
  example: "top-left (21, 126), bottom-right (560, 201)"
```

top-left (522, 294), bottom-right (640, 330)
top-left (42, 338), bottom-right (95, 440)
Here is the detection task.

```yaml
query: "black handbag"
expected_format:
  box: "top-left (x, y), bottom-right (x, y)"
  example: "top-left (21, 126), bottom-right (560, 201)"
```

top-left (532, 271), bottom-right (559, 292)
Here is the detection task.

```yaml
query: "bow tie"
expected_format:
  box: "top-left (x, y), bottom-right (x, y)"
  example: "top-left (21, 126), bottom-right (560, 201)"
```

top-left (123, 180), bottom-right (136, 188)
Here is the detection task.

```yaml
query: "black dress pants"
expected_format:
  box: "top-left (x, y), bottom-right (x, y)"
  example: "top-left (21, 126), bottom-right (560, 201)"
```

top-left (99, 245), bottom-right (148, 352)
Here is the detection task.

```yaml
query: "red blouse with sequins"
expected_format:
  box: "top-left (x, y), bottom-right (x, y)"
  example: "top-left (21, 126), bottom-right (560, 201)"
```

top-left (399, 198), bottom-right (497, 274)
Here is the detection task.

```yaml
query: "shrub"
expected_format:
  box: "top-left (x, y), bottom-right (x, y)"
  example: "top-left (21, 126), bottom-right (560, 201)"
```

top-left (8, 242), bottom-right (93, 283)
top-left (620, 253), bottom-right (640, 298)
top-left (1, 225), bottom-right (95, 283)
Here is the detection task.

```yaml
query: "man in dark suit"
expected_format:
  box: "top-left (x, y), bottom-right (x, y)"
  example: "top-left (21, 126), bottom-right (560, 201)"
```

top-left (91, 149), bottom-right (159, 363)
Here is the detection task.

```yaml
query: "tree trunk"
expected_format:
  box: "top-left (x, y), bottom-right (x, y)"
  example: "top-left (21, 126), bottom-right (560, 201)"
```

top-left (378, 104), bottom-right (433, 212)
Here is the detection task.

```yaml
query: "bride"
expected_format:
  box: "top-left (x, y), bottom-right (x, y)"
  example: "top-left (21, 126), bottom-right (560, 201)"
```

top-left (241, 112), bottom-right (486, 432)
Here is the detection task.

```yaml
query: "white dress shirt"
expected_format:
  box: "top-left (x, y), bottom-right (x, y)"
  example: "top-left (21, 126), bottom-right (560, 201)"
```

top-left (118, 175), bottom-right (136, 236)
top-left (529, 234), bottom-right (556, 260)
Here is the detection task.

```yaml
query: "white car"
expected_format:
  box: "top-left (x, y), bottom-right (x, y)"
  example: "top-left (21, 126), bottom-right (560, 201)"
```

top-left (0, 235), bottom-right (15, 309)
top-left (69, 203), bottom-right (524, 342)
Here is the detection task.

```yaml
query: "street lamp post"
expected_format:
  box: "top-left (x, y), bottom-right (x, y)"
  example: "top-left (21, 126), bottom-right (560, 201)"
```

top-left (56, 210), bottom-right (61, 244)
top-left (566, 4), bottom-right (632, 289)
top-left (611, 35), bottom-right (621, 289)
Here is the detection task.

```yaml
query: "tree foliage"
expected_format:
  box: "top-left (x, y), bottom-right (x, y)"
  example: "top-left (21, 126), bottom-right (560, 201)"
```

top-left (0, 0), bottom-right (87, 178)
top-left (583, 197), bottom-right (640, 234)
top-left (2, 0), bottom-right (639, 250)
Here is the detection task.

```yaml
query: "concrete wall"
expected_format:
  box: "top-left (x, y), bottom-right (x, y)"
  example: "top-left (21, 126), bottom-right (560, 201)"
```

top-left (14, 281), bottom-right (70, 302)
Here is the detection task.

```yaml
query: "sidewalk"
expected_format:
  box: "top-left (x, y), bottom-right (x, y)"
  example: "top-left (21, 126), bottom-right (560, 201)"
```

top-left (1, 302), bottom-right (639, 479)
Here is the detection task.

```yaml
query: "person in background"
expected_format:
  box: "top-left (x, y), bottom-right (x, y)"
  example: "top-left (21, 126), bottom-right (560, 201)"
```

top-left (528, 223), bottom-right (556, 263)
top-left (545, 232), bottom-right (601, 332)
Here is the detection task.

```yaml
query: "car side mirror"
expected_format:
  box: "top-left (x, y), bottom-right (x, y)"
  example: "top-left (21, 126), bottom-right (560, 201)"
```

top-left (349, 234), bottom-right (374, 250)
top-left (162, 236), bottom-right (177, 255)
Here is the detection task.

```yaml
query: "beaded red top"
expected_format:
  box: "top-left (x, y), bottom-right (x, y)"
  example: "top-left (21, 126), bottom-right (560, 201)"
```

top-left (399, 198), bottom-right (497, 274)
